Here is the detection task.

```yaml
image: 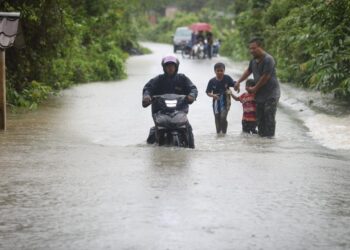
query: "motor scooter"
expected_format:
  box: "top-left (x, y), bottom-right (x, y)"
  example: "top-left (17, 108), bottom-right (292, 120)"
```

top-left (151, 94), bottom-right (192, 148)
top-left (191, 41), bottom-right (206, 59)
top-left (181, 41), bottom-right (192, 59)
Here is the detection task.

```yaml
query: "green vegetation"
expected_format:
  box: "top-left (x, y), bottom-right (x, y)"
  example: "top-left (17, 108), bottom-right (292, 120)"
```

top-left (265, 0), bottom-right (350, 100)
top-left (1, 0), bottom-right (142, 109)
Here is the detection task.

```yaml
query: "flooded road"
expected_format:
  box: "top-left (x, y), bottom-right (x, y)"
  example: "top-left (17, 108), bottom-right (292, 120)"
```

top-left (0, 42), bottom-right (349, 250)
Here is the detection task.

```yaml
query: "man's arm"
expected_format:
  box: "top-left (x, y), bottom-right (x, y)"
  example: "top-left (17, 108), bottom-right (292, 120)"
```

top-left (235, 68), bottom-right (251, 93)
top-left (183, 75), bottom-right (198, 103)
top-left (142, 78), bottom-right (156, 97)
top-left (247, 74), bottom-right (271, 94)
top-left (142, 77), bottom-right (158, 107)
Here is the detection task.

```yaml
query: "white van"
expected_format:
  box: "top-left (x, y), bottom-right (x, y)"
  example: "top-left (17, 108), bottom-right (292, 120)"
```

top-left (172, 27), bottom-right (192, 53)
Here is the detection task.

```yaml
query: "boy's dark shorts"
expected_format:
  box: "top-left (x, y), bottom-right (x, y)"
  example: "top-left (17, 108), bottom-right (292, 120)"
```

top-left (242, 120), bottom-right (257, 134)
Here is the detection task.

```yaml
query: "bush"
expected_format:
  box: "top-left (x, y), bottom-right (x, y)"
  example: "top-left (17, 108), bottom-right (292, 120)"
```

top-left (7, 81), bottom-right (53, 110)
top-left (219, 29), bottom-right (248, 60)
top-left (267, 0), bottom-right (350, 100)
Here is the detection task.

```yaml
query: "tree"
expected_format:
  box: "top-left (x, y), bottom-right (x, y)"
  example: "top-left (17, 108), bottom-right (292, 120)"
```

top-left (1, 0), bottom-right (142, 107)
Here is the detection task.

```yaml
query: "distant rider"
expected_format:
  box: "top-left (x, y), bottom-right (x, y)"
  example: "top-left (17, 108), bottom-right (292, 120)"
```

top-left (206, 32), bottom-right (213, 59)
top-left (142, 54), bottom-right (198, 148)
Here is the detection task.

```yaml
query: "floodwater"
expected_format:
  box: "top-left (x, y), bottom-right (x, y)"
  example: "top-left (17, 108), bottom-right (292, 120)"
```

top-left (0, 42), bottom-right (349, 250)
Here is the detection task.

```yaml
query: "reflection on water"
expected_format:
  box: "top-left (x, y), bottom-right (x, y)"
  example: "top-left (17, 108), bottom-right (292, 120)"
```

top-left (148, 147), bottom-right (191, 168)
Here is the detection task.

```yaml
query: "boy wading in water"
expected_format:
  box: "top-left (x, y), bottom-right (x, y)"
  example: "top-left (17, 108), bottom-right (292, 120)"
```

top-left (231, 79), bottom-right (257, 134)
top-left (206, 62), bottom-right (236, 134)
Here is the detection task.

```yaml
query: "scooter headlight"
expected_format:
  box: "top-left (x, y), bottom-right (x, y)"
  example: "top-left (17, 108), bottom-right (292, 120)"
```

top-left (165, 100), bottom-right (177, 108)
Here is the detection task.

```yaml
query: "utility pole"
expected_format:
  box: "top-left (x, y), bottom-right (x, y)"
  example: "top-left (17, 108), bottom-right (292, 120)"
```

top-left (0, 50), bottom-right (5, 129)
top-left (0, 12), bottom-right (20, 130)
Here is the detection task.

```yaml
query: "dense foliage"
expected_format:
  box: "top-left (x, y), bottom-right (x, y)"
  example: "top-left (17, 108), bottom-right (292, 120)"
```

top-left (1, 0), bottom-right (141, 108)
top-left (265, 0), bottom-right (350, 99)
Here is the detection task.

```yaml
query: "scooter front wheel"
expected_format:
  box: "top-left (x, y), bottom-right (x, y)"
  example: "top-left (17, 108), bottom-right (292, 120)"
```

top-left (172, 134), bottom-right (180, 147)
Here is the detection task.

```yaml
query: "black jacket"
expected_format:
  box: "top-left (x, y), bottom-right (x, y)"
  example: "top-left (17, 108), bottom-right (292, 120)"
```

top-left (142, 73), bottom-right (198, 113)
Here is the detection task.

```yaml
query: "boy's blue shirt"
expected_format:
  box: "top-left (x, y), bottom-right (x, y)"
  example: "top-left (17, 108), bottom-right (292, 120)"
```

top-left (205, 74), bottom-right (236, 95)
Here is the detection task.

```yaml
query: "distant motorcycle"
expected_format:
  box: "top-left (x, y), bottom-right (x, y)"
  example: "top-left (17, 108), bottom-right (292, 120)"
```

top-left (191, 41), bottom-right (206, 59)
top-left (152, 94), bottom-right (192, 147)
top-left (181, 42), bottom-right (192, 59)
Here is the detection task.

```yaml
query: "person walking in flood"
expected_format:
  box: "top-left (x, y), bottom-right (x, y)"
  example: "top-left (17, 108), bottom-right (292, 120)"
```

top-left (206, 62), bottom-right (236, 134)
top-left (234, 38), bottom-right (280, 137)
top-left (230, 79), bottom-right (257, 134)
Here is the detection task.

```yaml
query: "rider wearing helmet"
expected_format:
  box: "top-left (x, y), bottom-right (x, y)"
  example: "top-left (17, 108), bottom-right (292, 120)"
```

top-left (142, 54), bottom-right (198, 147)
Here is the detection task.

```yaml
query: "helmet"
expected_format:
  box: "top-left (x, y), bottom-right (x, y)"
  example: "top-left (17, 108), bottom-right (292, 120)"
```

top-left (161, 54), bottom-right (179, 73)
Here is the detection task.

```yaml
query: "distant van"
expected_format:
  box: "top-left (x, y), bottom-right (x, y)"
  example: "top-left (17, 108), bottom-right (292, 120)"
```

top-left (172, 26), bottom-right (192, 53)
